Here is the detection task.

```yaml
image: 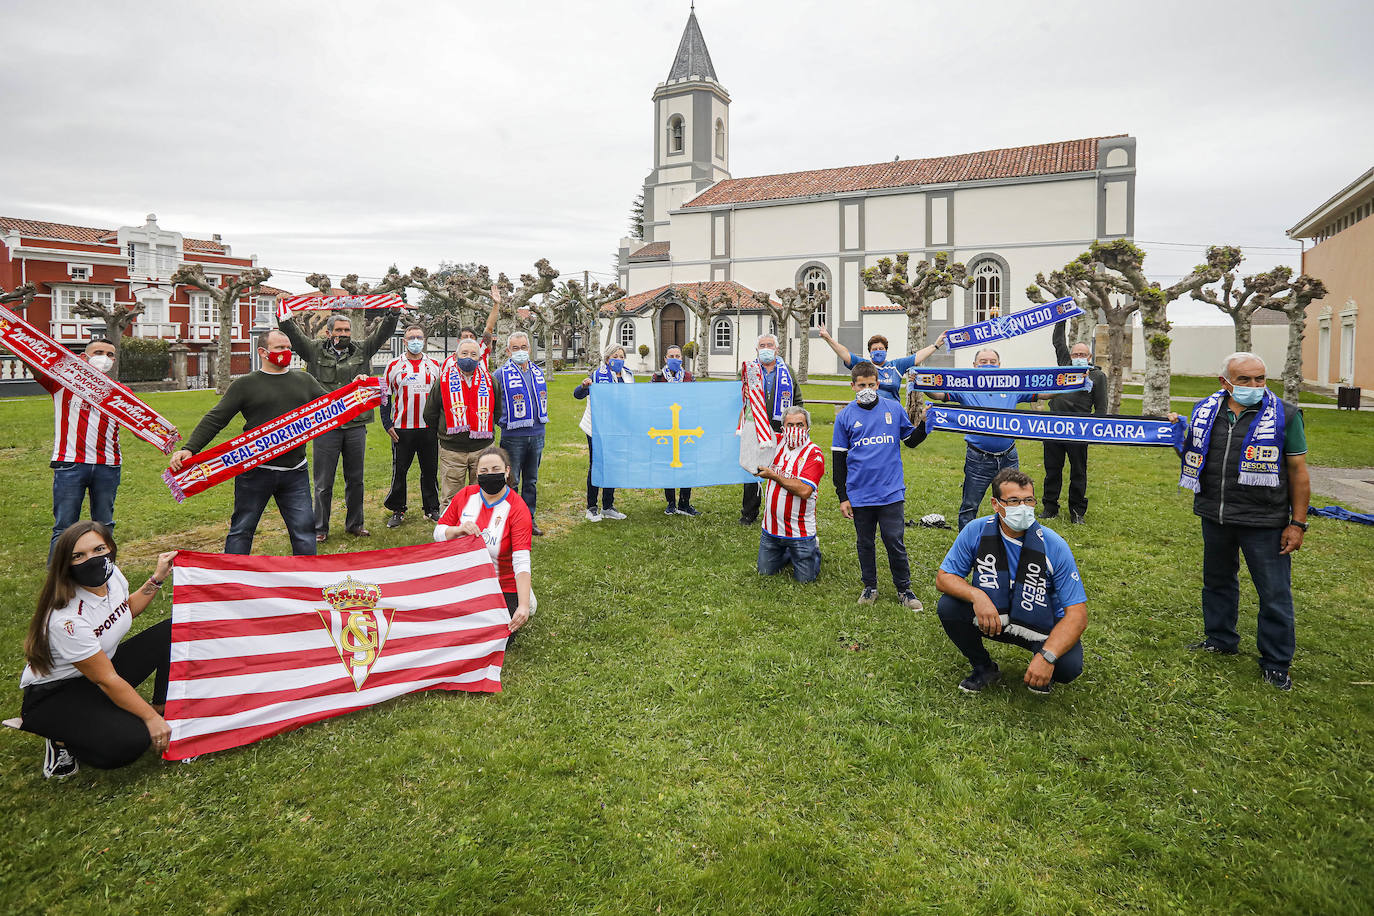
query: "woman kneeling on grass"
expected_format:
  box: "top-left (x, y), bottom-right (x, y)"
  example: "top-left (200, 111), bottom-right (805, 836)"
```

top-left (20, 521), bottom-right (177, 779)
top-left (434, 446), bottom-right (534, 635)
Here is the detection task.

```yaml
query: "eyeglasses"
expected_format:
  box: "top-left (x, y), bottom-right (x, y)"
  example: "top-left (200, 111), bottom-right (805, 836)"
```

top-left (995, 496), bottom-right (1037, 507)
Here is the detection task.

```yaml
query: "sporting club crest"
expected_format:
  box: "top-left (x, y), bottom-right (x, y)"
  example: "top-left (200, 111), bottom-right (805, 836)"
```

top-left (316, 576), bottom-right (397, 690)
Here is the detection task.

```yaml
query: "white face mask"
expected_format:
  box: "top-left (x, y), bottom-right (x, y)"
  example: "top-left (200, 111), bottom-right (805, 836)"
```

top-left (88, 355), bottom-right (114, 373)
top-left (1071, 356), bottom-right (1091, 367)
top-left (406, 338), bottom-right (425, 355)
top-left (855, 388), bottom-right (879, 407)
top-left (1001, 504), bottom-right (1036, 532)
top-left (511, 350), bottom-right (530, 364)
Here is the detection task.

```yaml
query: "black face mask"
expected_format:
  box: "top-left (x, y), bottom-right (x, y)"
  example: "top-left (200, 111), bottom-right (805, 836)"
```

top-left (478, 473), bottom-right (507, 496)
top-left (332, 336), bottom-right (352, 350)
top-left (71, 554), bottom-right (113, 589)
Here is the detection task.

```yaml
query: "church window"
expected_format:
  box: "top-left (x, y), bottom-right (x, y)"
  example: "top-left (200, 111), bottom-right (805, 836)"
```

top-left (713, 318), bottom-right (732, 350)
top-left (668, 116), bottom-right (684, 154)
top-left (970, 259), bottom-right (1004, 323)
top-left (714, 119), bottom-right (725, 159)
top-left (799, 265), bottom-right (830, 329)
top-left (618, 320), bottom-right (635, 348)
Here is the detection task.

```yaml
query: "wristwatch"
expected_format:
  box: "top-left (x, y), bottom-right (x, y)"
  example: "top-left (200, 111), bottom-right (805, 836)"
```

top-left (1289, 520), bottom-right (1309, 531)
top-left (1037, 648), bottom-right (1059, 665)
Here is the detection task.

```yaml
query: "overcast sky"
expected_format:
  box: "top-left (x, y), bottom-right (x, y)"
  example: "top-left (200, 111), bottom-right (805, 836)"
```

top-left (2, 0), bottom-right (1369, 322)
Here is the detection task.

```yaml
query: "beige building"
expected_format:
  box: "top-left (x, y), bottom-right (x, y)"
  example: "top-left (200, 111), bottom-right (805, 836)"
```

top-left (1289, 166), bottom-right (1374, 389)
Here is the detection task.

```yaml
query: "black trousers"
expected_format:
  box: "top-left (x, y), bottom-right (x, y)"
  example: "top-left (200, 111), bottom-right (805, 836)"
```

top-left (664, 488), bottom-right (692, 508)
top-left (21, 618), bottom-right (172, 769)
top-left (741, 483), bottom-right (762, 522)
top-left (1042, 440), bottom-right (1089, 518)
top-left (385, 427), bottom-right (440, 515)
top-left (586, 435), bottom-right (615, 509)
top-left (852, 501), bottom-right (910, 591)
top-left (313, 425), bottom-right (367, 533)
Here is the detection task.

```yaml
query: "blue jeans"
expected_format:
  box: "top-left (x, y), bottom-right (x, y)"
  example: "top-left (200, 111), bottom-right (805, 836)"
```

top-left (1200, 518), bottom-right (1295, 672)
top-left (936, 594), bottom-right (1084, 682)
top-left (51, 462), bottom-right (121, 556)
top-left (502, 430), bottom-right (545, 518)
top-left (226, 466), bottom-right (317, 556)
top-left (757, 531), bottom-right (821, 583)
top-left (959, 444), bottom-right (1019, 530)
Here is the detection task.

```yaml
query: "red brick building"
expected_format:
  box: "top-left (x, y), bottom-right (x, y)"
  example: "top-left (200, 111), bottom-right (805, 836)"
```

top-left (0, 213), bottom-right (284, 382)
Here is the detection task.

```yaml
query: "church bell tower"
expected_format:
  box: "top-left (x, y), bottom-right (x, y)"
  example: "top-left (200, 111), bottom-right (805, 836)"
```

top-left (641, 6), bottom-right (731, 243)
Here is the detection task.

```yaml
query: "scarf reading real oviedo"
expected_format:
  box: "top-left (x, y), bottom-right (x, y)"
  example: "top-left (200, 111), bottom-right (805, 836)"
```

top-left (945, 296), bottom-right (1082, 350)
top-left (0, 303), bottom-right (181, 453)
top-left (162, 377), bottom-right (384, 502)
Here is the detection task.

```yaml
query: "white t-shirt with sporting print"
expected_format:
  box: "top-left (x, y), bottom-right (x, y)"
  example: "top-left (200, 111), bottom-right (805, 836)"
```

top-left (20, 568), bottom-right (132, 688)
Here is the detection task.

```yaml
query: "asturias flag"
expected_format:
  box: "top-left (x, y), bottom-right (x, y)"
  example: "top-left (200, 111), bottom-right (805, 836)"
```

top-left (590, 382), bottom-right (759, 488)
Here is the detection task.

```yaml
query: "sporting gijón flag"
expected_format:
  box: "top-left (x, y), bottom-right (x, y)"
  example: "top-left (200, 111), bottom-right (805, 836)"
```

top-left (163, 538), bottom-right (510, 760)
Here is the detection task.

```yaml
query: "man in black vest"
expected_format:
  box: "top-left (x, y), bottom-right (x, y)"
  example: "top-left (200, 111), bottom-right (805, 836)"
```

top-left (1170, 352), bottom-right (1310, 691)
top-left (1041, 322), bottom-right (1108, 522)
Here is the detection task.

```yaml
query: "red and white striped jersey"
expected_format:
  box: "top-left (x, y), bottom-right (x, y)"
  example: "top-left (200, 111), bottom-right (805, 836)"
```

top-left (437, 485), bottom-right (533, 594)
top-left (763, 440), bottom-right (825, 539)
top-left (384, 355), bottom-right (442, 430)
top-left (40, 377), bottom-right (121, 466)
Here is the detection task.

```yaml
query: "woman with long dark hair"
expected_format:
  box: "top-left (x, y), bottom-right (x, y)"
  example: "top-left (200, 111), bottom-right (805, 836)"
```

top-left (20, 521), bottom-right (177, 778)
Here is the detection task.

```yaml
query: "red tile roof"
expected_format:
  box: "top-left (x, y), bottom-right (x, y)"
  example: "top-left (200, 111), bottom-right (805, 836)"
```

top-left (682, 136), bottom-right (1122, 208)
top-left (0, 215), bottom-right (228, 253)
top-left (627, 241), bottom-right (670, 261)
top-left (255, 285), bottom-right (292, 297)
top-left (603, 280), bottom-right (777, 315)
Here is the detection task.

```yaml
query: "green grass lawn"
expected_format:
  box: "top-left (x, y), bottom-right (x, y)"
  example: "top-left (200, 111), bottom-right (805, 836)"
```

top-left (1121, 375), bottom-right (1338, 405)
top-left (1, 378), bottom-right (1372, 914)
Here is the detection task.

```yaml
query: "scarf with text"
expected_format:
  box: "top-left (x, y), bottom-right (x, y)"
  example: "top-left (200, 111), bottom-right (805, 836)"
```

top-left (497, 360), bottom-right (548, 430)
top-left (925, 405), bottom-right (1180, 446)
top-left (910, 366), bottom-right (1089, 394)
top-left (275, 293), bottom-right (403, 320)
top-left (163, 377), bottom-right (383, 502)
top-left (1176, 388), bottom-right (1284, 492)
top-left (440, 357), bottom-right (494, 437)
top-left (975, 516), bottom-right (1055, 638)
top-left (945, 296), bottom-right (1082, 350)
top-left (0, 304), bottom-right (181, 454)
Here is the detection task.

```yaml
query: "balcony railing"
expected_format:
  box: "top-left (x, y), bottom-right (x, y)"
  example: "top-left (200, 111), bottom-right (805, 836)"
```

top-left (0, 354), bottom-right (37, 383)
top-left (187, 322), bottom-right (245, 341)
top-left (128, 254), bottom-right (180, 280)
top-left (50, 318), bottom-right (108, 342)
top-left (130, 322), bottom-right (181, 340)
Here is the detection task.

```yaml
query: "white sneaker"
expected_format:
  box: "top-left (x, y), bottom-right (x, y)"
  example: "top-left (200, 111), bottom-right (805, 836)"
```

top-left (601, 508), bottom-right (628, 520)
top-left (43, 740), bottom-right (78, 779)
top-left (585, 508), bottom-right (602, 522)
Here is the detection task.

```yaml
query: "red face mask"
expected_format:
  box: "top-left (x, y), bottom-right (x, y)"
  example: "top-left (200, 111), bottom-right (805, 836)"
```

top-left (264, 349), bottom-right (293, 368)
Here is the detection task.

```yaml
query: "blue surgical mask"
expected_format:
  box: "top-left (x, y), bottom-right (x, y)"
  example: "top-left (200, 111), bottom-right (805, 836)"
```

top-left (455, 356), bottom-right (479, 373)
top-left (1231, 385), bottom-right (1265, 407)
top-left (1001, 504), bottom-right (1036, 532)
top-left (666, 357), bottom-right (683, 373)
top-left (869, 349), bottom-right (887, 364)
top-left (406, 339), bottom-right (424, 355)
top-left (511, 350), bottom-right (530, 364)
top-left (608, 358), bottom-right (625, 373)
top-left (1071, 356), bottom-right (1090, 367)
top-left (757, 348), bottom-right (776, 364)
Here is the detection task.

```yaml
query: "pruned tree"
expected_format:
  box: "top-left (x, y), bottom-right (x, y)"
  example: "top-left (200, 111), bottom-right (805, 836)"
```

top-left (340, 265), bottom-right (411, 332)
top-left (408, 263), bottom-right (498, 352)
top-left (774, 283), bottom-right (829, 383)
top-left (551, 279), bottom-right (623, 367)
top-left (754, 289), bottom-right (806, 374)
top-left (1190, 246), bottom-right (1302, 354)
top-left (0, 283), bottom-right (37, 308)
top-left (69, 294), bottom-right (144, 368)
top-left (496, 259), bottom-right (560, 339)
top-left (684, 283), bottom-right (736, 379)
top-left (862, 252), bottom-right (970, 356)
top-left (1261, 272), bottom-right (1328, 405)
top-left (170, 263), bottom-right (273, 393)
top-left (1026, 269), bottom-right (1093, 348)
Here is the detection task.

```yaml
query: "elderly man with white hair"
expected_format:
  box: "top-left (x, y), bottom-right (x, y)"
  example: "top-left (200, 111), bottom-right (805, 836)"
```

top-left (1170, 351), bottom-right (1310, 691)
top-left (739, 331), bottom-right (802, 526)
top-left (492, 329), bottom-right (550, 536)
top-left (423, 336), bottom-right (499, 504)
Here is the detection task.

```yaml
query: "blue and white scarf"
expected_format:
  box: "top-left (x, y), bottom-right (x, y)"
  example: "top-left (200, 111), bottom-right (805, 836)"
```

top-left (911, 366), bottom-right (1089, 394)
top-left (498, 361), bottom-right (548, 430)
top-left (974, 516), bottom-right (1055, 639)
top-left (946, 296), bottom-right (1082, 350)
top-left (1177, 389), bottom-right (1284, 492)
top-left (925, 405), bottom-right (1180, 446)
top-left (750, 359), bottom-right (794, 421)
top-left (592, 365), bottom-right (631, 384)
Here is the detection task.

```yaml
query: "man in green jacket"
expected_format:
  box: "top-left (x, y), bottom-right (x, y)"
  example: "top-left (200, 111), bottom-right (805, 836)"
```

top-left (279, 309), bottom-right (399, 542)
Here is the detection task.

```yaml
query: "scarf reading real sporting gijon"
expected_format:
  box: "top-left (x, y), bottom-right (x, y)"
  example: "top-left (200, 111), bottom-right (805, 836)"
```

top-left (910, 366), bottom-right (1089, 394)
top-left (0, 303), bottom-right (181, 454)
top-left (440, 358), bottom-right (494, 437)
top-left (163, 377), bottom-right (383, 502)
top-left (1176, 388), bottom-right (1284, 492)
top-left (945, 296), bottom-right (1081, 350)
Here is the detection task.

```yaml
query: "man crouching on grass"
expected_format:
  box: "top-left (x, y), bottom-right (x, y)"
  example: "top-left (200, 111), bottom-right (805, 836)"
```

top-left (934, 468), bottom-right (1088, 695)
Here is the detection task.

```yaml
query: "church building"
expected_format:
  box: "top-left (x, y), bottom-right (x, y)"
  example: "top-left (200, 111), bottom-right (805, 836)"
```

top-left (613, 9), bottom-right (1137, 375)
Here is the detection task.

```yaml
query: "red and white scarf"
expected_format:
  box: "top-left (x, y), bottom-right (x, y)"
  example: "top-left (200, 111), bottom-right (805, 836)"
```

top-left (738, 359), bottom-right (777, 448)
top-left (0, 303), bottom-right (181, 454)
top-left (439, 356), bottom-right (494, 438)
top-left (162, 377), bottom-right (384, 502)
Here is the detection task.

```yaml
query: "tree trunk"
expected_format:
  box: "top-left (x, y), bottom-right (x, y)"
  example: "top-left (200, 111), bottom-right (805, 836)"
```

top-left (216, 298), bottom-right (234, 395)
top-left (796, 317), bottom-right (810, 383)
top-left (1104, 313), bottom-right (1129, 415)
top-left (650, 310), bottom-right (661, 372)
top-left (905, 302), bottom-right (928, 358)
top-left (1233, 314), bottom-right (1253, 353)
top-left (1281, 308), bottom-right (1305, 407)
top-left (1139, 295), bottom-right (1172, 417)
top-left (696, 312), bottom-right (710, 379)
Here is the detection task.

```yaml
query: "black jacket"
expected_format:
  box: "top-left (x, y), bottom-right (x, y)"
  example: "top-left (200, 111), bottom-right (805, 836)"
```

top-left (1192, 404), bottom-right (1301, 528)
top-left (1046, 322), bottom-right (1108, 416)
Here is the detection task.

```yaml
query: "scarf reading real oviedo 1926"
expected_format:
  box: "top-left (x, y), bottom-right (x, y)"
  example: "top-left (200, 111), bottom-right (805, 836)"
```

top-left (1176, 388), bottom-right (1284, 492)
top-left (910, 366), bottom-right (1089, 394)
top-left (0, 303), bottom-right (182, 454)
top-left (162, 377), bottom-right (383, 502)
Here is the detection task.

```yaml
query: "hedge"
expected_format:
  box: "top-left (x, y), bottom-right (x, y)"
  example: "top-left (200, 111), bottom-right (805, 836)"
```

top-left (118, 337), bottom-right (170, 383)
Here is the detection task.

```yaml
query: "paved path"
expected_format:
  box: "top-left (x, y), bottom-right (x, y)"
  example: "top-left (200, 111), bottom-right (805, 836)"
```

top-left (1307, 466), bottom-right (1374, 514)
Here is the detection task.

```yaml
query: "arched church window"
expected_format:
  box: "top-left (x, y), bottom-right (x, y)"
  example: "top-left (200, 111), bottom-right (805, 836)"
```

top-left (618, 320), bottom-right (635, 349)
top-left (714, 119), bottom-right (725, 159)
top-left (799, 265), bottom-right (830, 329)
top-left (668, 116), bottom-right (684, 154)
top-left (713, 318), bottom-right (732, 350)
top-left (970, 259), bottom-right (1004, 323)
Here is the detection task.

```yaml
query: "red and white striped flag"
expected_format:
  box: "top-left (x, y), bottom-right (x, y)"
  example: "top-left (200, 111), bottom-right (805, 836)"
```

top-left (276, 293), bottom-right (404, 320)
top-left (163, 538), bottom-right (510, 760)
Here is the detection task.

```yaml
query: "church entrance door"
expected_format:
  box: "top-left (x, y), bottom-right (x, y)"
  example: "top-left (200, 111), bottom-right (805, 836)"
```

top-left (659, 303), bottom-right (687, 353)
